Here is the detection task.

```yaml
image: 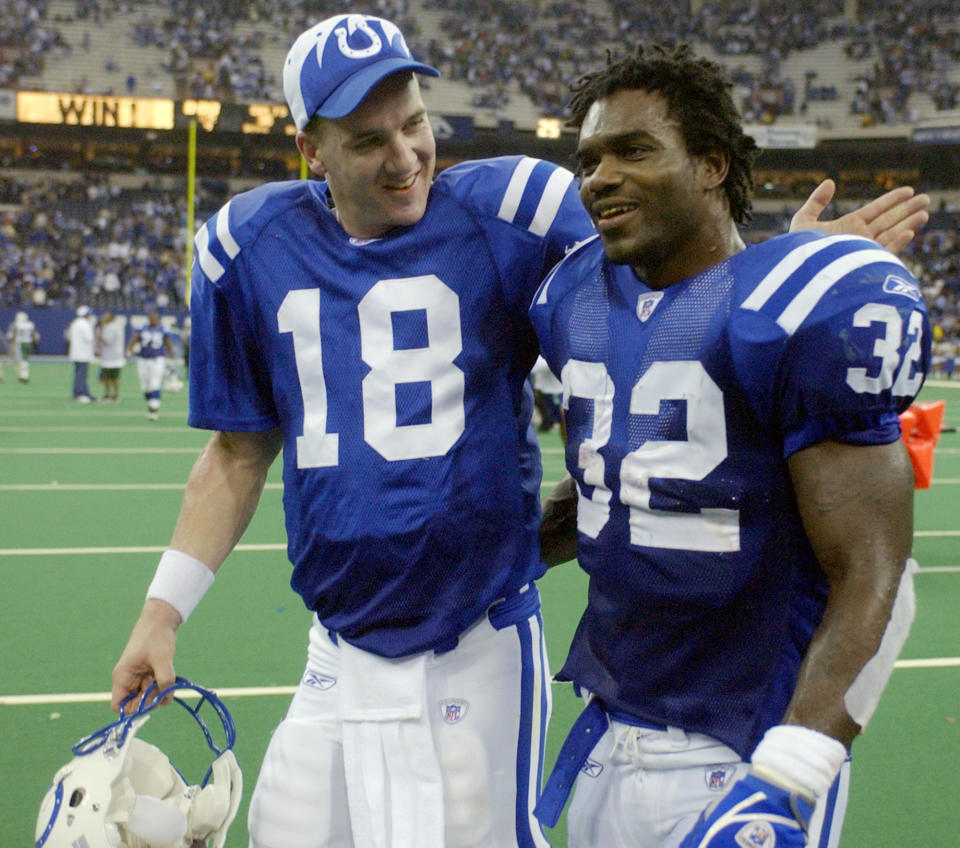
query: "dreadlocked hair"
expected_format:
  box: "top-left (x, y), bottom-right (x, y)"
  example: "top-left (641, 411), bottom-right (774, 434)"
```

top-left (567, 43), bottom-right (758, 225)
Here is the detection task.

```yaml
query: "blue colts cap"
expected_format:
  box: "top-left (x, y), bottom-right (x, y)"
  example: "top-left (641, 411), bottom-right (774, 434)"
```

top-left (283, 14), bottom-right (440, 129)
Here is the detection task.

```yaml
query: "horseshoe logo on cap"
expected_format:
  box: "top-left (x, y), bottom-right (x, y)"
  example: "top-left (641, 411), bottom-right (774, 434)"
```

top-left (335, 16), bottom-right (383, 59)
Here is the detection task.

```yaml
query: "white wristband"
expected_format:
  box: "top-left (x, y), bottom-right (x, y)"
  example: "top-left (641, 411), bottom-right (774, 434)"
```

top-left (751, 724), bottom-right (847, 799)
top-left (146, 550), bottom-right (215, 624)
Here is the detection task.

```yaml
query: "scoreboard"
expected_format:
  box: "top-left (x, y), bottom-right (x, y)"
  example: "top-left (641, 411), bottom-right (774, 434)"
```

top-left (15, 91), bottom-right (296, 135)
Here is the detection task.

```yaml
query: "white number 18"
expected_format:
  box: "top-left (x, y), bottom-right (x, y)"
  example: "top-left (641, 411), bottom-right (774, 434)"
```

top-left (278, 276), bottom-right (466, 468)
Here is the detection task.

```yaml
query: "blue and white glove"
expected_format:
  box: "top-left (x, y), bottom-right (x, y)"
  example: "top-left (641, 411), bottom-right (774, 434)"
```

top-left (680, 725), bottom-right (847, 848)
top-left (679, 770), bottom-right (812, 848)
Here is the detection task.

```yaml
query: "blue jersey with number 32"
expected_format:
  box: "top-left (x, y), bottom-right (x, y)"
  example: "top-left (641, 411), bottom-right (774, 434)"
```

top-left (188, 156), bottom-right (592, 657)
top-left (529, 230), bottom-right (930, 757)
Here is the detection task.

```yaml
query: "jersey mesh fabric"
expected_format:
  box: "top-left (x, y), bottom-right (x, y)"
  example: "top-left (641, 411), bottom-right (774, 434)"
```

top-left (188, 158), bottom-right (594, 657)
top-left (530, 230), bottom-right (930, 756)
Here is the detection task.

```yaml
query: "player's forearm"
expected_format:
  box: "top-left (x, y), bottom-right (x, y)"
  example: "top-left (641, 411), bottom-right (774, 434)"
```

top-left (784, 439), bottom-right (916, 746)
top-left (169, 429), bottom-right (283, 569)
top-left (540, 473), bottom-right (579, 567)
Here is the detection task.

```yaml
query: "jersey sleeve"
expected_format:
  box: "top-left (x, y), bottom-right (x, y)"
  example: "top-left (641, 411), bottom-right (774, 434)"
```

top-left (437, 155), bottom-right (595, 313)
top-left (529, 235), bottom-right (600, 372)
top-left (730, 234), bottom-right (931, 457)
top-left (187, 199), bottom-right (279, 432)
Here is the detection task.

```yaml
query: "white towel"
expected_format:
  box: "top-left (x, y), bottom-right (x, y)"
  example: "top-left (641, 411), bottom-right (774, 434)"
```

top-left (338, 639), bottom-right (444, 848)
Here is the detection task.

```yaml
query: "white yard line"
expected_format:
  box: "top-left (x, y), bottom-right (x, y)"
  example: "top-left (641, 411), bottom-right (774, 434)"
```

top-left (4, 660), bottom-right (959, 707)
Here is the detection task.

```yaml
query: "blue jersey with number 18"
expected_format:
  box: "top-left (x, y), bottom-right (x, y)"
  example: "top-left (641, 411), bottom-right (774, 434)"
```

top-left (529, 230), bottom-right (930, 758)
top-left (188, 155), bottom-right (593, 657)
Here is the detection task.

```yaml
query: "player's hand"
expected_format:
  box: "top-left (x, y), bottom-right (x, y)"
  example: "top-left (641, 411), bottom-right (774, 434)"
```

top-left (111, 598), bottom-right (181, 713)
top-left (539, 474), bottom-right (579, 568)
top-left (679, 771), bottom-right (813, 848)
top-left (790, 178), bottom-right (930, 255)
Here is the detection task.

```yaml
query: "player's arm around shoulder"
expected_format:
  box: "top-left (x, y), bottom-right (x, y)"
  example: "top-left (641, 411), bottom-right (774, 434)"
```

top-left (790, 178), bottom-right (930, 254)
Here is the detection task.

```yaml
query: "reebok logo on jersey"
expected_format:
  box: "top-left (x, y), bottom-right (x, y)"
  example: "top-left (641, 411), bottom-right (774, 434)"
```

top-left (303, 672), bottom-right (336, 690)
top-left (883, 274), bottom-right (921, 301)
top-left (704, 764), bottom-right (737, 791)
top-left (735, 820), bottom-right (775, 847)
top-left (440, 699), bottom-right (469, 723)
top-left (636, 291), bottom-right (664, 322)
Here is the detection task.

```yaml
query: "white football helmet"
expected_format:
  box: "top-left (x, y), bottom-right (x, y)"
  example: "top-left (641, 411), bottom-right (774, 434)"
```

top-left (36, 678), bottom-right (242, 848)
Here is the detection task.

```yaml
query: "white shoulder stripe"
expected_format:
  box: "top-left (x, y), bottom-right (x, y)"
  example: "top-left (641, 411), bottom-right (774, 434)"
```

top-left (774, 248), bottom-right (905, 335)
top-left (194, 222), bottom-right (225, 282)
top-left (497, 157), bottom-right (539, 225)
top-left (529, 167), bottom-right (575, 237)
top-left (216, 199), bottom-right (240, 259)
top-left (740, 234), bottom-right (858, 312)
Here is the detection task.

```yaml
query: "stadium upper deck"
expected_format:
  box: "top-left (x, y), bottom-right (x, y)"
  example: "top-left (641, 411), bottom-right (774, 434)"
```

top-left (7, 0), bottom-right (960, 135)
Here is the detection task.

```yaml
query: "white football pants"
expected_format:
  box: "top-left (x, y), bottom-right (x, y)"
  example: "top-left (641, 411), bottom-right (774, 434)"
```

top-left (136, 356), bottom-right (165, 396)
top-left (566, 713), bottom-right (850, 848)
top-left (248, 588), bottom-right (552, 848)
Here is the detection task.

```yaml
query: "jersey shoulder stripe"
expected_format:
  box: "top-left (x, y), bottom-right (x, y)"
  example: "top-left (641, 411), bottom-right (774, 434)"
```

top-left (740, 233), bottom-right (909, 336)
top-left (436, 155), bottom-right (576, 237)
top-left (193, 180), bottom-right (313, 283)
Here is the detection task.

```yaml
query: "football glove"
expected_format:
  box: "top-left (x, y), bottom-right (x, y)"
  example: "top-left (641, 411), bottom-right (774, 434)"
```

top-left (679, 770), bottom-right (813, 848)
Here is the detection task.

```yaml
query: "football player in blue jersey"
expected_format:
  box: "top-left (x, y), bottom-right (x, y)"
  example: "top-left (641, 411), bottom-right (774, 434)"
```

top-left (107, 14), bottom-right (929, 848)
top-left (111, 14), bottom-right (591, 848)
top-left (126, 311), bottom-right (175, 421)
top-left (530, 44), bottom-right (931, 848)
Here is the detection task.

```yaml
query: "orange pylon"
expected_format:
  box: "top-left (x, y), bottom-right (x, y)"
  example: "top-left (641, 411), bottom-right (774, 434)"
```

top-left (899, 401), bottom-right (946, 489)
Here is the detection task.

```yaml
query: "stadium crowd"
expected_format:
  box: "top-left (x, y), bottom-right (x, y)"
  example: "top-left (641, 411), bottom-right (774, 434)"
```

top-left (1, 168), bottom-right (958, 376)
top-left (9, 0), bottom-right (960, 128)
top-left (0, 173), bottom-right (224, 313)
top-left (2, 0), bottom-right (958, 372)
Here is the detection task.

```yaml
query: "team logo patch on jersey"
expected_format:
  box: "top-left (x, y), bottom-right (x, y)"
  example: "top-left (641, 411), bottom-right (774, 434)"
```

top-left (581, 759), bottom-right (604, 779)
top-left (440, 699), bottom-right (469, 723)
top-left (704, 764), bottom-right (737, 791)
top-left (636, 291), bottom-right (664, 322)
top-left (883, 274), bottom-right (921, 301)
top-left (735, 820), bottom-right (776, 847)
top-left (303, 671), bottom-right (336, 690)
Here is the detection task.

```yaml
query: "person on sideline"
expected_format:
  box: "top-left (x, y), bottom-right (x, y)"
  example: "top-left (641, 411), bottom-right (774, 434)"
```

top-left (8, 310), bottom-right (40, 383)
top-left (126, 311), bottom-right (174, 420)
top-left (67, 305), bottom-right (96, 402)
top-left (110, 16), bottom-right (929, 848)
top-left (530, 43), bottom-right (929, 848)
top-left (96, 311), bottom-right (126, 402)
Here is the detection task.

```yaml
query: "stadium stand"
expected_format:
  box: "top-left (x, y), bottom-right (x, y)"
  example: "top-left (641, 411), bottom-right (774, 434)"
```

top-left (2, 0), bottom-right (959, 359)
top-left (12, 0), bottom-right (960, 132)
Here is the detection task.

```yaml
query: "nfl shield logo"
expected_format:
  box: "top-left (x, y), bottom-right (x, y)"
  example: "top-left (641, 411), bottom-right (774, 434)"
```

top-left (440, 699), bottom-right (469, 723)
top-left (636, 291), bottom-right (664, 322)
top-left (705, 764), bottom-right (736, 791)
